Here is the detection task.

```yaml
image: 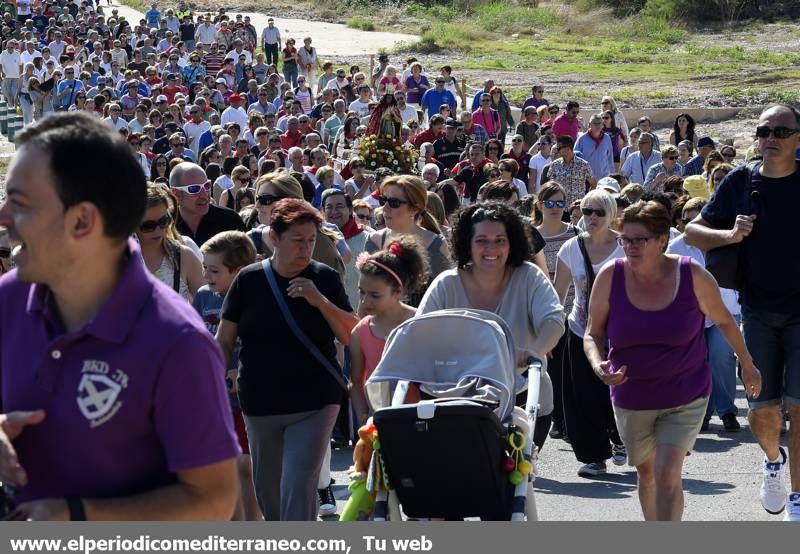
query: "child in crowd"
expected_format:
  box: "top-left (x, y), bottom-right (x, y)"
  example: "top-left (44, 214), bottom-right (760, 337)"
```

top-left (349, 236), bottom-right (429, 424)
top-left (193, 231), bottom-right (258, 521)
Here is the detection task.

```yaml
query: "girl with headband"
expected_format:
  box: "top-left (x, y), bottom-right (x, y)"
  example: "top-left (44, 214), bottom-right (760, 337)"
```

top-left (349, 236), bottom-right (430, 424)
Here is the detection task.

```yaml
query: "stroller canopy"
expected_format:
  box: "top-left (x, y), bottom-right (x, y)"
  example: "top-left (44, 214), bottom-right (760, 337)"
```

top-left (367, 309), bottom-right (517, 421)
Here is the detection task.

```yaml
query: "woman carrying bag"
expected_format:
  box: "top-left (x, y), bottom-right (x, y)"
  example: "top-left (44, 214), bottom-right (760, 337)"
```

top-left (217, 198), bottom-right (358, 521)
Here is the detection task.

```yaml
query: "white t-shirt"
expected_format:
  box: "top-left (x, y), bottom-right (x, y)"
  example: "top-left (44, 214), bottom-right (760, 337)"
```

top-left (225, 49), bottom-right (252, 64)
top-left (557, 237), bottom-right (624, 337)
top-left (512, 177), bottom-right (528, 198)
top-left (528, 153), bottom-right (550, 193)
top-left (666, 234), bottom-right (740, 319)
top-left (16, 0), bottom-right (32, 16)
top-left (348, 99), bottom-right (370, 118)
top-left (220, 106), bottom-right (248, 129)
top-left (399, 104), bottom-right (418, 126)
top-left (0, 51), bottom-right (21, 79)
top-left (183, 120), bottom-right (211, 155)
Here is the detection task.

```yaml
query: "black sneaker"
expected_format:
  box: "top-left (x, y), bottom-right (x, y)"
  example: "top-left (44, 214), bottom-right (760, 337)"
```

top-left (721, 413), bottom-right (741, 432)
top-left (549, 425), bottom-right (565, 440)
top-left (700, 414), bottom-right (711, 432)
top-left (317, 481), bottom-right (336, 517)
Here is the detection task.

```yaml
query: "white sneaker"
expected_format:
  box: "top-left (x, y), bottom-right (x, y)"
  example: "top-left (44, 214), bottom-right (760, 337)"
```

top-left (611, 444), bottom-right (627, 466)
top-left (784, 493), bottom-right (800, 521)
top-left (578, 461), bottom-right (607, 477)
top-left (760, 446), bottom-right (788, 515)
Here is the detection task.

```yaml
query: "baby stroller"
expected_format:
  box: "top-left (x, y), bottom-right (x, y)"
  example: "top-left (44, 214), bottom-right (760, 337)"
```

top-left (365, 308), bottom-right (541, 521)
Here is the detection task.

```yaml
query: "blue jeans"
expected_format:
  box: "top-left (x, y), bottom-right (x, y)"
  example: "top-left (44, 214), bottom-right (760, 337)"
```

top-left (283, 65), bottom-right (298, 88)
top-left (705, 316), bottom-right (740, 418)
top-left (742, 306), bottom-right (800, 409)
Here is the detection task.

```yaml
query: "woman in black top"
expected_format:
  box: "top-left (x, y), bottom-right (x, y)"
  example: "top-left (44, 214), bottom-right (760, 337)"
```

top-left (218, 198), bottom-right (357, 520)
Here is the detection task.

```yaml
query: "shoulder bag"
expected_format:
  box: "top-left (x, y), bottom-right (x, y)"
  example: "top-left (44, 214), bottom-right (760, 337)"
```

top-left (705, 162), bottom-right (760, 290)
top-left (261, 259), bottom-right (348, 391)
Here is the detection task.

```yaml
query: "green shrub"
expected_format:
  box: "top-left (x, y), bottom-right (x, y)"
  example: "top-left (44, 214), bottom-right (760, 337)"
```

top-left (347, 15), bottom-right (376, 31)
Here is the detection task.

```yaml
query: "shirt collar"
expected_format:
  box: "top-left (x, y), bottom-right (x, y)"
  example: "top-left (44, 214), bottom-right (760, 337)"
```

top-left (26, 237), bottom-right (155, 343)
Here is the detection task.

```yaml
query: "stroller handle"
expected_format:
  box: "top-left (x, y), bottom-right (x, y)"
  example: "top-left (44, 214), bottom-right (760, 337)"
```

top-left (524, 357), bottom-right (543, 427)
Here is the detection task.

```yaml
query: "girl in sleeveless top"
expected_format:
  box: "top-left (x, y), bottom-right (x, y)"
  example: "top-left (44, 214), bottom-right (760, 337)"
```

top-left (137, 184), bottom-right (204, 302)
top-left (349, 236), bottom-right (429, 425)
top-left (584, 201), bottom-right (761, 521)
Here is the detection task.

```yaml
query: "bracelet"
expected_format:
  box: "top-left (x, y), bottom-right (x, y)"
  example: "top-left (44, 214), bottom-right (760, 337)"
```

top-left (66, 497), bottom-right (86, 521)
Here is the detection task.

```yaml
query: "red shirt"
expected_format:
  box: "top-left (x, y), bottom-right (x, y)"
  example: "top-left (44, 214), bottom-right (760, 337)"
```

top-left (412, 128), bottom-right (443, 148)
top-left (281, 130), bottom-right (303, 150)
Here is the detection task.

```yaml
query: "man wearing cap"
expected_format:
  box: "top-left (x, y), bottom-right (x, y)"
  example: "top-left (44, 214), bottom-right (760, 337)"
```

top-left (420, 76), bottom-right (456, 120)
top-left (261, 17), bottom-right (281, 66)
top-left (459, 110), bottom-right (489, 145)
top-left (171, 162), bottom-right (246, 247)
top-left (683, 136), bottom-right (717, 177)
top-left (597, 176), bottom-right (621, 195)
top-left (161, 73), bottom-right (182, 104)
top-left (164, 132), bottom-right (197, 162)
top-left (221, 93), bottom-right (248, 130)
top-left (433, 118), bottom-right (465, 178)
top-left (0, 113), bottom-right (240, 521)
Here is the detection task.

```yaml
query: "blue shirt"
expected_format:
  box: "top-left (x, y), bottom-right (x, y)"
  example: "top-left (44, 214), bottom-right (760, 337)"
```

top-left (56, 79), bottom-right (84, 108)
top-left (575, 132), bottom-right (614, 180)
top-left (182, 64), bottom-right (206, 85)
top-left (145, 9), bottom-right (161, 29)
top-left (682, 154), bottom-right (706, 177)
top-left (420, 88), bottom-right (456, 118)
top-left (312, 182), bottom-right (343, 209)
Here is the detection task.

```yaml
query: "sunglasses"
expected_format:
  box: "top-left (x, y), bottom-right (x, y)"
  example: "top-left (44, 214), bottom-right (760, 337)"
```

top-left (543, 199), bottom-right (566, 209)
top-left (667, 156), bottom-right (679, 161)
top-left (548, 109), bottom-right (558, 114)
top-left (173, 181), bottom-right (211, 194)
top-left (355, 213), bottom-right (371, 221)
top-left (722, 153), bottom-right (735, 158)
top-left (237, 175), bottom-right (251, 183)
top-left (139, 214), bottom-right (172, 233)
top-left (755, 126), bottom-right (799, 139)
top-left (257, 193), bottom-right (281, 206)
top-left (512, 139), bottom-right (523, 143)
top-left (379, 196), bottom-right (409, 209)
top-left (581, 207), bottom-right (606, 217)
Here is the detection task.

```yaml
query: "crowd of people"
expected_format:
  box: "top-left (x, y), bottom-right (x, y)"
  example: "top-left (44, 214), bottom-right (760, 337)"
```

top-left (0, 1), bottom-right (798, 524)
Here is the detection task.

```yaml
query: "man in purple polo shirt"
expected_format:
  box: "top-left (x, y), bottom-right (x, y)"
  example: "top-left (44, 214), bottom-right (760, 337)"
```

top-left (0, 113), bottom-right (240, 520)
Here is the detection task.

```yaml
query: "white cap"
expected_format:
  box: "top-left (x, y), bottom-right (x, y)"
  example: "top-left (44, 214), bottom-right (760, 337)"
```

top-left (597, 176), bottom-right (621, 194)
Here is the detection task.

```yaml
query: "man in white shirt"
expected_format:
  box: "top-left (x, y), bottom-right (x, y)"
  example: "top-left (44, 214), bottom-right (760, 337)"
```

top-left (47, 31), bottom-right (67, 61)
top-left (20, 42), bottom-right (42, 68)
top-left (225, 39), bottom-right (251, 65)
top-left (260, 18), bottom-right (281, 66)
top-left (195, 16), bottom-right (216, 50)
top-left (104, 103), bottom-right (129, 131)
top-left (164, 9), bottom-right (180, 34)
top-left (395, 90), bottom-right (419, 125)
top-left (348, 85), bottom-right (372, 118)
top-left (0, 41), bottom-right (21, 107)
top-left (220, 94), bottom-right (248, 130)
top-left (183, 105), bottom-right (212, 156)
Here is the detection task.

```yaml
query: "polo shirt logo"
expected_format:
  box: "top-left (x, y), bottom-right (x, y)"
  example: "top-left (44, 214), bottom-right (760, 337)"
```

top-left (76, 360), bottom-right (128, 427)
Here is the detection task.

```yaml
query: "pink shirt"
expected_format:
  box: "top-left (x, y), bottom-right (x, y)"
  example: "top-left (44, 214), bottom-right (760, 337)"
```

top-left (552, 113), bottom-right (581, 141)
top-left (472, 108), bottom-right (500, 138)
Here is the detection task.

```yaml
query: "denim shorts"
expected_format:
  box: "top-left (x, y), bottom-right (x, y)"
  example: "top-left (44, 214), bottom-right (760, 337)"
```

top-left (741, 305), bottom-right (800, 409)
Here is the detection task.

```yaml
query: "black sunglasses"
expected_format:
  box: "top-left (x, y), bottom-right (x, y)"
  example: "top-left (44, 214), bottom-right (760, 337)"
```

top-left (139, 214), bottom-right (171, 233)
top-left (257, 193), bottom-right (281, 206)
top-left (356, 213), bottom-right (371, 221)
top-left (668, 156), bottom-right (679, 160)
top-left (581, 207), bottom-right (606, 217)
top-left (379, 196), bottom-right (409, 209)
top-left (755, 126), bottom-right (799, 139)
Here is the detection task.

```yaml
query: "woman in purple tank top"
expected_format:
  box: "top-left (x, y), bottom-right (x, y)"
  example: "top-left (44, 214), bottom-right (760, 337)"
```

top-left (584, 201), bottom-right (761, 521)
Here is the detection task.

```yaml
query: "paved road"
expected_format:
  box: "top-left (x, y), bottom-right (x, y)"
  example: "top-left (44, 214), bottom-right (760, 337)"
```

top-left (328, 386), bottom-right (787, 521)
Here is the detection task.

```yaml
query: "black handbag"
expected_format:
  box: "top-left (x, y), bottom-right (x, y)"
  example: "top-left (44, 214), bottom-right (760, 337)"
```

top-left (705, 162), bottom-right (760, 290)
